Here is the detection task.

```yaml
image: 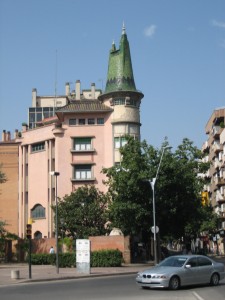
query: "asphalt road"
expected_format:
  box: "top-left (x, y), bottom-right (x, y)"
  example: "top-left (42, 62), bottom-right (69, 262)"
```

top-left (0, 274), bottom-right (225, 300)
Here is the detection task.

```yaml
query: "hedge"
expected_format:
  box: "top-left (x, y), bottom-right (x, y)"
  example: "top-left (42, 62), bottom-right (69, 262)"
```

top-left (29, 249), bottom-right (123, 267)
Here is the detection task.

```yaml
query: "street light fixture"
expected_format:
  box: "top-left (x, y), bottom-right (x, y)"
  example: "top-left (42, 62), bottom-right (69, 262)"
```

top-left (50, 171), bottom-right (60, 274)
top-left (149, 146), bottom-right (172, 265)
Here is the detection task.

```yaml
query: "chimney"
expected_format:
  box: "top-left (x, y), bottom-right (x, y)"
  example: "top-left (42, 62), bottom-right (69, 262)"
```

top-left (14, 129), bottom-right (19, 139)
top-left (2, 130), bottom-right (6, 142)
top-left (32, 88), bottom-right (37, 107)
top-left (65, 82), bottom-right (70, 96)
top-left (75, 80), bottom-right (81, 100)
top-left (6, 131), bottom-right (11, 141)
top-left (91, 83), bottom-right (95, 99)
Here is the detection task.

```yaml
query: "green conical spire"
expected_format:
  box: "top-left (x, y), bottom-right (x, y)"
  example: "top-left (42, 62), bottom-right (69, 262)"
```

top-left (105, 24), bottom-right (136, 93)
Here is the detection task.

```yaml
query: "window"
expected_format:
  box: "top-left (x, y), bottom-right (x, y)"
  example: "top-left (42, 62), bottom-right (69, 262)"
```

top-left (88, 118), bottom-right (95, 125)
top-left (69, 119), bottom-right (76, 126)
top-left (187, 258), bottom-right (198, 267)
top-left (31, 142), bottom-right (45, 152)
top-left (79, 119), bottom-right (85, 125)
top-left (74, 138), bottom-right (92, 151)
top-left (197, 257), bottom-right (212, 266)
top-left (74, 165), bottom-right (92, 180)
top-left (97, 118), bottom-right (104, 125)
top-left (28, 107), bottom-right (54, 129)
top-left (31, 204), bottom-right (45, 219)
top-left (114, 137), bottom-right (128, 149)
top-left (34, 231), bottom-right (42, 239)
top-left (114, 98), bottom-right (125, 105)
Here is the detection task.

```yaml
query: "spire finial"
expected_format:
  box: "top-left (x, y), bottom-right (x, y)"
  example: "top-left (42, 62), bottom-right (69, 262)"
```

top-left (122, 22), bottom-right (126, 35)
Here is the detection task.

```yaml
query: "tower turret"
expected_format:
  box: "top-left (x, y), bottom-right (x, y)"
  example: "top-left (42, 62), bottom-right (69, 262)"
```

top-left (99, 24), bottom-right (144, 164)
top-left (105, 23), bottom-right (137, 93)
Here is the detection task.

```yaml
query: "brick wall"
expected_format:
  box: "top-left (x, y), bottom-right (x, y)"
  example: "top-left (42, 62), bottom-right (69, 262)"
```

top-left (31, 235), bottom-right (131, 264)
top-left (89, 235), bottom-right (131, 264)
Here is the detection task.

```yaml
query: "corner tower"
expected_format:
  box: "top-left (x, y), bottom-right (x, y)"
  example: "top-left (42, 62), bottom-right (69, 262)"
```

top-left (99, 24), bottom-right (144, 164)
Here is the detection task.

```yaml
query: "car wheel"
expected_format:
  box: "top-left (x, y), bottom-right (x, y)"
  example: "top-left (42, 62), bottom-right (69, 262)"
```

top-left (169, 276), bottom-right (180, 290)
top-left (210, 273), bottom-right (219, 286)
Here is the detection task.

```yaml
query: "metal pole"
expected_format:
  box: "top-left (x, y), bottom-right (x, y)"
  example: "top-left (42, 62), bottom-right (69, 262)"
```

top-left (151, 181), bottom-right (158, 265)
top-left (55, 174), bottom-right (59, 274)
top-left (150, 146), bottom-right (172, 265)
top-left (28, 238), bottom-right (32, 279)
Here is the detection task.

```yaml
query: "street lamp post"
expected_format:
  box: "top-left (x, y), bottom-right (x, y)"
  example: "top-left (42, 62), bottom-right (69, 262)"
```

top-left (50, 171), bottom-right (60, 274)
top-left (150, 146), bottom-right (172, 265)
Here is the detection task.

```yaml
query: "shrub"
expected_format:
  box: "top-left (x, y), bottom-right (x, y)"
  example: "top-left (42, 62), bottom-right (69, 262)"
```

top-left (30, 249), bottom-right (123, 267)
top-left (91, 250), bottom-right (123, 267)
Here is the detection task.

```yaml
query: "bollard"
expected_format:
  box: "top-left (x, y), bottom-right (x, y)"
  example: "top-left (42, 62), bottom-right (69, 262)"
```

top-left (11, 270), bottom-right (20, 279)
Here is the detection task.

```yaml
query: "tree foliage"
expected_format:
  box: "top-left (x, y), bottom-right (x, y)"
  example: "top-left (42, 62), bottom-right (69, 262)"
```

top-left (56, 185), bottom-right (110, 239)
top-left (103, 137), bottom-right (214, 242)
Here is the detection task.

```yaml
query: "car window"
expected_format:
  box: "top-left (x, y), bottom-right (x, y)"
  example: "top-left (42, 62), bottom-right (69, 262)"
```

top-left (187, 257), bottom-right (198, 267)
top-left (197, 257), bottom-right (212, 266)
top-left (160, 256), bottom-right (187, 267)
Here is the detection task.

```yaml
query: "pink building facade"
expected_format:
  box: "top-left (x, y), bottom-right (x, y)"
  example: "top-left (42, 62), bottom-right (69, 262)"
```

top-left (16, 25), bottom-right (144, 239)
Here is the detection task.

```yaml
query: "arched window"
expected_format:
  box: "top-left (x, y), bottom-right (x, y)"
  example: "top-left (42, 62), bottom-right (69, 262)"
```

top-left (31, 204), bottom-right (45, 219)
top-left (34, 231), bottom-right (42, 239)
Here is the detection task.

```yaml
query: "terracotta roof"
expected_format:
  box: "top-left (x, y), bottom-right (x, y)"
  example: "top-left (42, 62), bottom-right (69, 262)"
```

top-left (36, 116), bottom-right (58, 125)
top-left (55, 100), bottom-right (113, 113)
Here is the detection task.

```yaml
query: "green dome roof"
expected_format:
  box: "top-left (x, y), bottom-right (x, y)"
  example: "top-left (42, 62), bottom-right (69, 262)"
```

top-left (105, 24), bottom-right (137, 93)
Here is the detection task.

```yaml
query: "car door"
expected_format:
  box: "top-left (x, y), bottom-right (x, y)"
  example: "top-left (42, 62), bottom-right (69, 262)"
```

top-left (182, 257), bottom-right (200, 286)
top-left (197, 256), bottom-right (213, 284)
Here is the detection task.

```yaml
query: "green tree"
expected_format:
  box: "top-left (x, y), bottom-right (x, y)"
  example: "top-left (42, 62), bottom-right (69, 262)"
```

top-left (103, 138), bottom-right (151, 236)
top-left (56, 185), bottom-right (109, 239)
top-left (103, 137), bottom-right (213, 242)
top-left (154, 138), bottom-right (211, 241)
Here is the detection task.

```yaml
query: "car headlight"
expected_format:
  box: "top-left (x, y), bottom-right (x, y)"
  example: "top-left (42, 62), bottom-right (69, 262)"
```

top-left (136, 273), bottom-right (142, 278)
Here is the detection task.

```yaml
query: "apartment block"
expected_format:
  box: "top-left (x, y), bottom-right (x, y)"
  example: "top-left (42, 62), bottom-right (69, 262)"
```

top-left (202, 107), bottom-right (225, 231)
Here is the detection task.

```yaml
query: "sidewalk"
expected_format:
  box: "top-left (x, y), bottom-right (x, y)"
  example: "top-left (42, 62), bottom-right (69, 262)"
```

top-left (0, 263), bottom-right (153, 287)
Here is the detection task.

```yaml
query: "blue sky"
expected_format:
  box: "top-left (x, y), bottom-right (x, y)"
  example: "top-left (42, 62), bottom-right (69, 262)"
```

top-left (0, 0), bottom-right (225, 149)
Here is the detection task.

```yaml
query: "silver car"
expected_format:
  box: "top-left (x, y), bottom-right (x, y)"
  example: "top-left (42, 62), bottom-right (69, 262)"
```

top-left (136, 255), bottom-right (225, 290)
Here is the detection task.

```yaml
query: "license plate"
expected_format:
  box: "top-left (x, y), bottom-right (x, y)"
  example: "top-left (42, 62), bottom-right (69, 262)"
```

top-left (142, 278), bottom-right (151, 283)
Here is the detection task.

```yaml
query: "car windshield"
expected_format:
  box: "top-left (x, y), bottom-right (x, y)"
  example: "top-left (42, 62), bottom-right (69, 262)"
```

top-left (159, 256), bottom-right (188, 267)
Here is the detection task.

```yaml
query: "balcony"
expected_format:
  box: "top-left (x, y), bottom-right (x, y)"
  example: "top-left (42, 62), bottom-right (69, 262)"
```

top-left (213, 142), bottom-right (222, 153)
top-left (213, 126), bottom-right (222, 138)
top-left (71, 148), bottom-right (95, 153)
top-left (215, 177), bottom-right (225, 186)
top-left (216, 191), bottom-right (225, 204)
top-left (202, 141), bottom-right (209, 152)
top-left (214, 159), bottom-right (222, 169)
top-left (202, 155), bottom-right (209, 163)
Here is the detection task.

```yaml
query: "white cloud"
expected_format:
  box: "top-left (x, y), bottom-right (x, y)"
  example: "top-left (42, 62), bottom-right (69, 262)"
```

top-left (212, 20), bottom-right (225, 29)
top-left (144, 25), bottom-right (157, 38)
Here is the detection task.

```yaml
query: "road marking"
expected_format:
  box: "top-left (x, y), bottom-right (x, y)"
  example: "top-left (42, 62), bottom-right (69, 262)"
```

top-left (192, 291), bottom-right (205, 300)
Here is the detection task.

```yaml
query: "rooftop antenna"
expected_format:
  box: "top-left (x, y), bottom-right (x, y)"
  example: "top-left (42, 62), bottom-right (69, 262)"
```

top-left (122, 21), bottom-right (126, 34)
top-left (54, 49), bottom-right (58, 114)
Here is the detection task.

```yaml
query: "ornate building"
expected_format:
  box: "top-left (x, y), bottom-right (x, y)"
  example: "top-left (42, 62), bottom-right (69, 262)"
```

top-left (15, 25), bottom-right (144, 239)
